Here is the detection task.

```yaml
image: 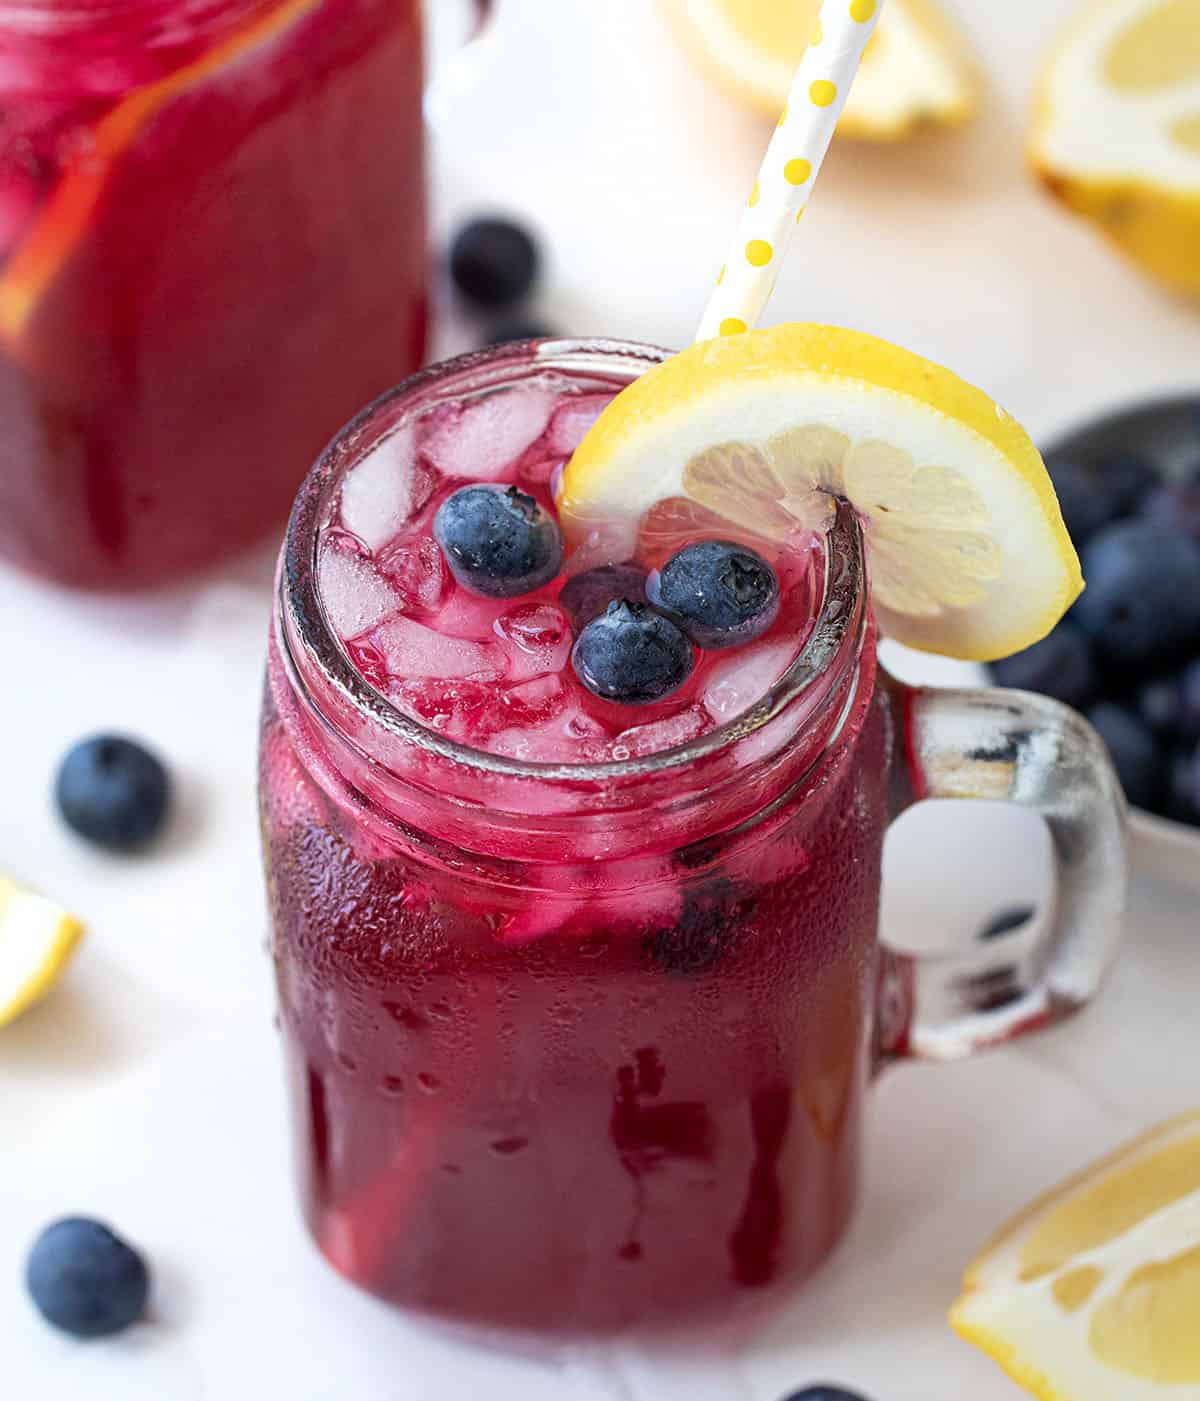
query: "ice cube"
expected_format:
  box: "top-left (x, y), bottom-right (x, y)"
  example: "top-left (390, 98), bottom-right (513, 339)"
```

top-left (390, 678), bottom-right (509, 741)
top-left (702, 639), bottom-right (797, 722)
top-left (519, 453), bottom-right (567, 486)
top-left (373, 616), bottom-right (503, 680)
top-left (422, 386), bottom-right (556, 483)
top-left (339, 427), bottom-right (433, 550)
top-left (547, 394), bottom-right (612, 456)
top-left (486, 689), bottom-right (608, 763)
top-left (429, 585), bottom-right (510, 637)
top-left (318, 545), bottom-right (403, 640)
top-left (377, 536), bottom-right (451, 614)
top-left (504, 674), bottom-right (568, 725)
top-left (615, 706), bottom-right (709, 758)
top-left (492, 603), bottom-right (572, 681)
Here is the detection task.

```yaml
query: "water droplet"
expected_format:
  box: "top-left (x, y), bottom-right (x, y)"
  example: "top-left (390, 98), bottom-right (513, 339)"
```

top-left (381, 1075), bottom-right (404, 1095)
top-left (383, 1001), bottom-right (426, 1031)
top-left (417, 1072), bottom-right (441, 1093)
top-left (618, 1241), bottom-right (643, 1261)
top-left (490, 1136), bottom-right (528, 1156)
top-left (336, 1052), bottom-right (358, 1073)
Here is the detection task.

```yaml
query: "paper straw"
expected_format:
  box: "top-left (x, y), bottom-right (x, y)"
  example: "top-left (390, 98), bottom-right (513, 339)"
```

top-left (695, 0), bottom-right (885, 342)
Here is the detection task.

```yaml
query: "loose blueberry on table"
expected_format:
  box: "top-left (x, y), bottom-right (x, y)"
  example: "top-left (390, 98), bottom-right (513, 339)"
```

top-left (487, 317), bottom-right (560, 346)
top-left (449, 216), bottom-right (540, 310)
top-left (782, 1386), bottom-right (871, 1401)
top-left (55, 735), bottom-right (171, 851)
top-left (26, 1217), bottom-right (150, 1338)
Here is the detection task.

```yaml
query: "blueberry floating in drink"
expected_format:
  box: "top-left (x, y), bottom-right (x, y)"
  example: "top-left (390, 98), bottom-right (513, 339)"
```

top-left (559, 563), bottom-right (649, 629)
top-left (433, 484), bottom-right (563, 599)
top-left (26, 1218), bottom-right (150, 1338)
top-left (649, 539), bottom-right (780, 649)
top-left (572, 600), bottom-right (695, 704)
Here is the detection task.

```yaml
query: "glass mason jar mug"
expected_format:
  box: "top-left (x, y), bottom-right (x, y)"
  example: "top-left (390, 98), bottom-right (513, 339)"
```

top-left (259, 339), bottom-right (1127, 1334)
top-left (0, 0), bottom-right (486, 589)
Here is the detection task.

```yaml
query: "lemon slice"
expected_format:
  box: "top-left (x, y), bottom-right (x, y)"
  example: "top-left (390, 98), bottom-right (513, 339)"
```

top-left (557, 324), bottom-right (1081, 663)
top-left (1032, 0), bottom-right (1200, 296)
top-left (0, 873), bottom-right (83, 1027)
top-left (951, 1110), bottom-right (1200, 1399)
top-left (661, 0), bottom-right (977, 138)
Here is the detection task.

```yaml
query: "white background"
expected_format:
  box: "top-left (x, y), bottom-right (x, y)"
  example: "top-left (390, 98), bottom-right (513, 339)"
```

top-left (3, 1), bottom-right (1199, 1398)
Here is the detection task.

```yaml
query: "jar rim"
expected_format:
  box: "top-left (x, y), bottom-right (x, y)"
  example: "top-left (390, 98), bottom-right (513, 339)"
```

top-left (278, 336), bottom-right (868, 786)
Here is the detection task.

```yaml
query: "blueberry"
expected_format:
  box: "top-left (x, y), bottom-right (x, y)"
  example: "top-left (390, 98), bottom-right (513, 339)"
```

top-left (1073, 521), bottom-right (1200, 668)
top-left (644, 878), bottom-right (754, 974)
top-left (781, 1387), bottom-right (871, 1401)
top-left (486, 317), bottom-right (560, 347)
top-left (1094, 452), bottom-right (1162, 510)
top-left (648, 540), bottom-right (780, 649)
top-left (1139, 484), bottom-right (1200, 543)
top-left (26, 1218), bottom-right (150, 1338)
top-left (1136, 659), bottom-right (1200, 744)
top-left (1087, 702), bottom-right (1163, 810)
top-left (1176, 659), bottom-right (1200, 742)
top-left (433, 485), bottom-right (563, 599)
top-left (559, 563), bottom-right (648, 629)
top-left (978, 905), bottom-right (1036, 941)
top-left (990, 622), bottom-right (1096, 708)
top-left (449, 217), bottom-right (539, 309)
top-left (1163, 746), bottom-right (1200, 825)
top-left (571, 600), bottom-right (693, 704)
top-left (1046, 458), bottom-right (1136, 547)
top-left (55, 735), bottom-right (170, 851)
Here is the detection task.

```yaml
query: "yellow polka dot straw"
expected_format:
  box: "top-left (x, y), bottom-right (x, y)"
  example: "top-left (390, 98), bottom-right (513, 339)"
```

top-left (695, 0), bottom-right (884, 342)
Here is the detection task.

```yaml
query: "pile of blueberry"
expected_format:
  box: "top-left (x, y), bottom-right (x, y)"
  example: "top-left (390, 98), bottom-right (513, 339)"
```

top-left (433, 483), bottom-right (780, 704)
top-left (448, 215), bottom-right (559, 345)
top-left (991, 452), bottom-right (1200, 823)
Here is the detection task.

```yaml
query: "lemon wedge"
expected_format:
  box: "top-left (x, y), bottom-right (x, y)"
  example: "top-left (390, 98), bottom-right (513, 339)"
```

top-left (951, 1110), bottom-right (1200, 1399)
top-left (0, 873), bottom-right (84, 1027)
top-left (661, 0), bottom-right (977, 138)
top-left (1032, 0), bottom-right (1200, 296)
top-left (557, 324), bottom-right (1081, 662)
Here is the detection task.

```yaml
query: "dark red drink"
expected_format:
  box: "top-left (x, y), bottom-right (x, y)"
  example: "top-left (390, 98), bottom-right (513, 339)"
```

top-left (0, 0), bottom-right (427, 588)
top-left (260, 341), bottom-right (894, 1333)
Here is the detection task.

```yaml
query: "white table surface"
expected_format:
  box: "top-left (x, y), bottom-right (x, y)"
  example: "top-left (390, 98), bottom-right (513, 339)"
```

top-left (4, 2), bottom-right (1199, 1397)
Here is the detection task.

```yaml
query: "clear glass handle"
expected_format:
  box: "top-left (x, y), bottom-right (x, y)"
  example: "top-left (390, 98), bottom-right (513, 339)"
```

top-left (876, 673), bottom-right (1128, 1062)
